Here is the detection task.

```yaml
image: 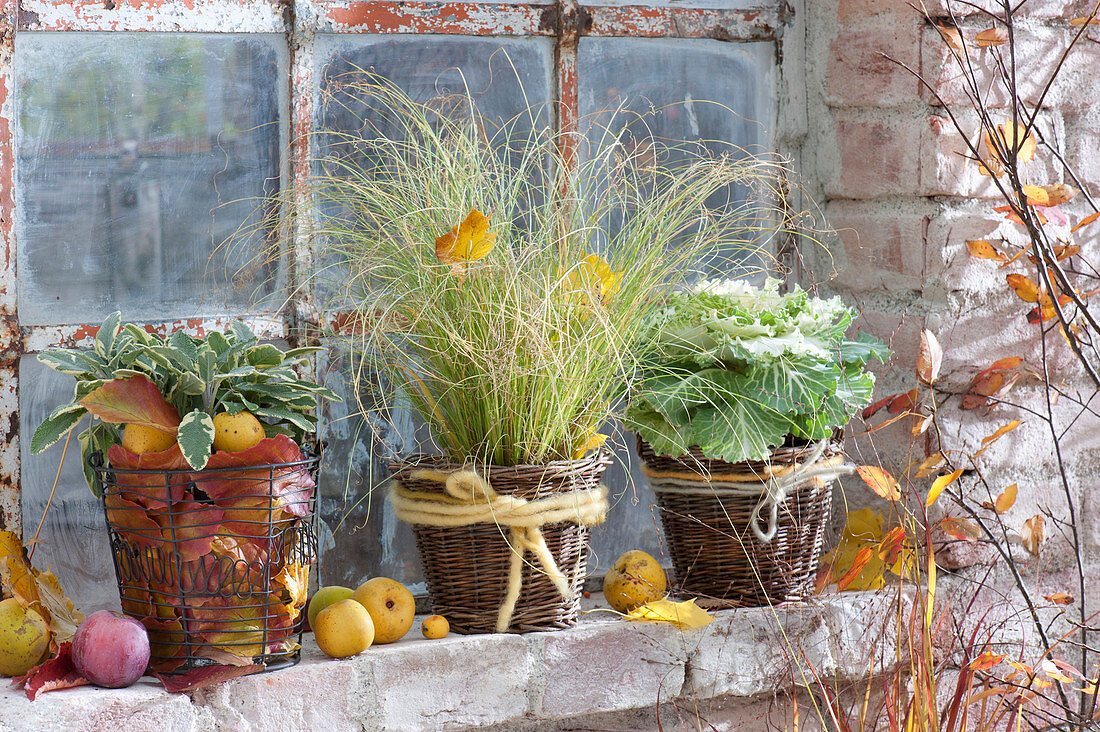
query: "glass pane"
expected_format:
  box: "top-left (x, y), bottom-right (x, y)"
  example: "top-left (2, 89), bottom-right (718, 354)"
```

top-left (579, 38), bottom-right (777, 568)
top-left (312, 36), bottom-right (553, 589)
top-left (14, 33), bottom-right (286, 325)
top-left (579, 38), bottom-right (776, 276)
top-left (20, 356), bottom-right (120, 613)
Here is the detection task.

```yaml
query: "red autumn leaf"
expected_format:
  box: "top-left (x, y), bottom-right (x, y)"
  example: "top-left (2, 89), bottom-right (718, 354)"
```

top-left (970, 650), bottom-right (1006, 671)
top-left (106, 443), bottom-right (189, 510)
top-left (103, 492), bottom-right (165, 547)
top-left (862, 395), bottom-right (893, 420)
top-left (975, 27), bottom-right (1008, 47)
top-left (888, 389), bottom-right (919, 414)
top-left (837, 546), bottom-right (875, 591)
top-left (966, 239), bottom-right (1009, 262)
top-left (16, 643), bottom-right (91, 700)
top-left (1045, 593), bottom-right (1074, 605)
top-left (154, 663), bottom-right (264, 694)
top-left (80, 374), bottom-right (181, 433)
top-left (917, 329), bottom-right (943, 385)
top-left (1006, 274), bottom-right (1042, 303)
top-left (196, 435), bottom-right (315, 521)
top-left (856, 465), bottom-right (902, 501)
top-left (878, 526), bottom-right (907, 563)
top-left (977, 356), bottom-right (1023, 378)
top-left (153, 500), bottom-right (225, 563)
top-left (961, 372), bottom-right (1004, 411)
top-left (942, 517), bottom-right (981, 542)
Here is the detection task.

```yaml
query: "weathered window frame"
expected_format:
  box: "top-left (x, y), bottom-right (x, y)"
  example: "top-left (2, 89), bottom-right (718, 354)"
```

top-left (0, 0), bottom-right (797, 550)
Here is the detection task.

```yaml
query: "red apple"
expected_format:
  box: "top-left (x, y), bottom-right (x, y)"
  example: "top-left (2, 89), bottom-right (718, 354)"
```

top-left (71, 610), bottom-right (150, 688)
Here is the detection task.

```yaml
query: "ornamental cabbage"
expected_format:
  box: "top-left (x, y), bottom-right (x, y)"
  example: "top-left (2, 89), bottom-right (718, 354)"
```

top-left (626, 278), bottom-right (889, 463)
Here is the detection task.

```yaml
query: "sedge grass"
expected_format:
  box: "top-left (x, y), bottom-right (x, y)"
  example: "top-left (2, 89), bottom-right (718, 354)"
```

top-left (280, 73), bottom-right (796, 467)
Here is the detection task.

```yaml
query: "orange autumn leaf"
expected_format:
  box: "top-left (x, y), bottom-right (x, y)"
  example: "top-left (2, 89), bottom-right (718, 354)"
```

top-left (1071, 211), bottom-right (1100, 233)
top-left (435, 208), bottom-right (497, 265)
top-left (975, 27), bottom-right (1009, 47)
top-left (977, 356), bottom-right (1023, 378)
top-left (877, 526), bottom-right (907, 563)
top-left (926, 469), bottom-right (964, 507)
top-left (937, 23), bottom-right (965, 51)
top-left (973, 420), bottom-right (1023, 460)
top-left (970, 650), bottom-right (1006, 671)
top-left (995, 483), bottom-right (1018, 513)
top-left (861, 395), bottom-right (893, 420)
top-left (837, 546), bottom-right (875, 591)
top-left (857, 465), bottom-right (902, 501)
top-left (914, 452), bottom-right (946, 479)
top-left (942, 516), bottom-right (981, 542)
top-left (1070, 16), bottom-right (1100, 25)
top-left (961, 371), bottom-right (1004, 411)
top-left (888, 389), bottom-right (919, 414)
top-left (967, 239), bottom-right (1008, 262)
top-left (1054, 244), bottom-right (1081, 262)
top-left (1006, 273), bottom-right (1041, 303)
top-left (1045, 592), bottom-right (1074, 605)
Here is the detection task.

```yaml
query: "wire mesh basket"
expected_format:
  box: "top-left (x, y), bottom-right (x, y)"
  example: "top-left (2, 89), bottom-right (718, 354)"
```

top-left (90, 442), bottom-right (319, 676)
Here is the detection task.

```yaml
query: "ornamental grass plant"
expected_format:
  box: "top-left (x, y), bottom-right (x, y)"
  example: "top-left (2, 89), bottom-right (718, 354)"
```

top-left (274, 74), bottom-right (799, 467)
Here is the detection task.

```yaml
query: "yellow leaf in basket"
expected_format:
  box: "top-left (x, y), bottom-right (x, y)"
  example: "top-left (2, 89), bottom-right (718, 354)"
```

top-left (625, 598), bottom-right (714, 630)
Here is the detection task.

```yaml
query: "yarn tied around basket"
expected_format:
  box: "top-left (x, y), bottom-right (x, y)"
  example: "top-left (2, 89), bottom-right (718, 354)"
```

top-left (389, 468), bottom-right (609, 633)
top-left (642, 440), bottom-right (854, 543)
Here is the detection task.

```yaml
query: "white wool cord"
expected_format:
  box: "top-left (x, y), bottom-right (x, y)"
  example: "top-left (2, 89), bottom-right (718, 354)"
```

top-left (643, 440), bottom-right (854, 543)
top-left (389, 468), bottom-right (609, 633)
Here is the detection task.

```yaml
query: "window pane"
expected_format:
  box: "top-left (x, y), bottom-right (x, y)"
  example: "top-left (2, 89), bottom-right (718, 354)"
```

top-left (20, 356), bottom-right (119, 612)
top-left (14, 33), bottom-right (286, 325)
top-left (578, 38), bottom-right (777, 568)
top-left (312, 36), bottom-right (553, 590)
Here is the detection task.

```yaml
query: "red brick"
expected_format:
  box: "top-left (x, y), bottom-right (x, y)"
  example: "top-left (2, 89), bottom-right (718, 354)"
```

top-left (827, 202), bottom-right (928, 290)
top-left (828, 114), bottom-right (923, 199)
top-left (826, 24), bottom-right (921, 107)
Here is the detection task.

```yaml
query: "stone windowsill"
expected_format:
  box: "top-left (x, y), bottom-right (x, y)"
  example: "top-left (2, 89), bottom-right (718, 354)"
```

top-left (0, 591), bottom-right (899, 732)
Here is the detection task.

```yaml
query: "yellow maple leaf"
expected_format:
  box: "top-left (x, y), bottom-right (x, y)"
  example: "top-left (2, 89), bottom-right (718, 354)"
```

top-left (562, 254), bottom-right (623, 304)
top-left (572, 428), bottom-right (608, 459)
top-left (625, 598), bottom-right (714, 630)
top-left (435, 208), bottom-right (497, 265)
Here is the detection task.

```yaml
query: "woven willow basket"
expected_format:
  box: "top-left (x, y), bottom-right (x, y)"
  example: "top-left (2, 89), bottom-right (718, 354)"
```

top-left (638, 436), bottom-right (838, 608)
top-left (387, 451), bottom-right (612, 634)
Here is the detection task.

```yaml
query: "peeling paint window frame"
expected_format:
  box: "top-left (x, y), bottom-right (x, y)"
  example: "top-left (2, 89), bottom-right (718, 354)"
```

top-left (0, 0), bottom-right (788, 584)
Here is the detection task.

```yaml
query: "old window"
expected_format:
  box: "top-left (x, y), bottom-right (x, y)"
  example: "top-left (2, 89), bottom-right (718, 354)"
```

top-left (3, 0), bottom-right (792, 607)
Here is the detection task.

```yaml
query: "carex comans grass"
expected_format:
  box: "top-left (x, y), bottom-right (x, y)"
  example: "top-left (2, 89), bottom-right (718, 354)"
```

top-left (268, 71), bottom-right (797, 467)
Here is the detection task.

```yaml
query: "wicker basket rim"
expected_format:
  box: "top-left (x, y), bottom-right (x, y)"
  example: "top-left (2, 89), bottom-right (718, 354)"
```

top-left (387, 449), bottom-right (613, 477)
top-left (637, 432), bottom-right (843, 470)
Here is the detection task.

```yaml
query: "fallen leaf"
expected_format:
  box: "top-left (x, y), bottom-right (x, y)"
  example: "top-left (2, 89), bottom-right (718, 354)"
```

top-left (917, 329), bottom-right (943, 385)
top-left (926, 469), bottom-right (964, 507)
top-left (154, 663), bottom-right (264, 694)
top-left (967, 239), bottom-right (1009, 262)
top-left (942, 517), bottom-right (981, 542)
top-left (435, 208), bottom-right (497, 265)
top-left (1006, 273), bottom-right (1041, 303)
top-left (15, 643), bottom-right (90, 700)
top-left (857, 465), bottom-right (902, 501)
top-left (1021, 515), bottom-right (1045, 556)
top-left (1044, 593), bottom-right (1074, 605)
top-left (975, 27), bottom-right (1009, 47)
top-left (625, 598), bottom-right (714, 630)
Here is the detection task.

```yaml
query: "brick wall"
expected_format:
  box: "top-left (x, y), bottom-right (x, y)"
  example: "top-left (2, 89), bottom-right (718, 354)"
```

top-left (806, 0), bottom-right (1100, 576)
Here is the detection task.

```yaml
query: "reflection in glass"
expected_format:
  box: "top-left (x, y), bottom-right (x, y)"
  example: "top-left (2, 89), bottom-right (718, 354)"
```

top-left (579, 38), bottom-right (776, 278)
top-left (15, 33), bottom-right (285, 325)
top-left (20, 356), bottom-right (119, 613)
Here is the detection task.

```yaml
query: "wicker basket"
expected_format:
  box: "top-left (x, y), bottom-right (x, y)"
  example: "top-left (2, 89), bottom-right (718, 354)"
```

top-left (91, 447), bottom-right (319, 675)
top-left (388, 451), bottom-right (611, 634)
top-left (638, 436), bottom-right (838, 608)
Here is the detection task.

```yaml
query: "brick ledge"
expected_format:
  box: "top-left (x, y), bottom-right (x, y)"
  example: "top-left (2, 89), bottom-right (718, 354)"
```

top-left (0, 591), bottom-right (899, 731)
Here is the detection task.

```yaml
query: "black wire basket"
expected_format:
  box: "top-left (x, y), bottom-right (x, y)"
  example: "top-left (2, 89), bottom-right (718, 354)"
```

top-left (90, 441), bottom-right (320, 676)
